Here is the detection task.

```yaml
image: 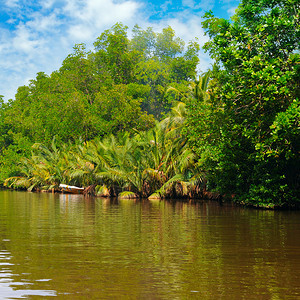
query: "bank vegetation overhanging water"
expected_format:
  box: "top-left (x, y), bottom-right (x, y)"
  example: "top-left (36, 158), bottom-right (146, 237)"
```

top-left (0, 0), bottom-right (299, 209)
top-left (4, 102), bottom-right (218, 201)
top-left (2, 100), bottom-right (297, 210)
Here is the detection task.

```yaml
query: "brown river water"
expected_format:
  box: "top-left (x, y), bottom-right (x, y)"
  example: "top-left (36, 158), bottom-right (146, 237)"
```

top-left (0, 190), bottom-right (299, 299)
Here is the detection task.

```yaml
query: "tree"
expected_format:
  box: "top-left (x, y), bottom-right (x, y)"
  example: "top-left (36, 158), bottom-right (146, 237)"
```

top-left (188, 0), bottom-right (300, 206)
top-left (0, 24), bottom-right (201, 186)
top-left (93, 23), bottom-right (138, 84)
top-left (154, 26), bottom-right (185, 60)
top-left (131, 25), bottom-right (156, 58)
top-left (92, 84), bottom-right (155, 135)
top-left (59, 44), bottom-right (102, 104)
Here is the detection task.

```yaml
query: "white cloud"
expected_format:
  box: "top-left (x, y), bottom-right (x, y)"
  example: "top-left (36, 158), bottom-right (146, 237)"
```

top-left (68, 24), bottom-right (94, 41)
top-left (41, 0), bottom-right (56, 9)
top-left (0, 0), bottom-right (142, 100)
top-left (27, 11), bottom-right (62, 32)
top-left (64, 0), bottom-right (140, 26)
top-left (63, 0), bottom-right (141, 42)
top-left (4, 0), bottom-right (19, 8)
top-left (182, 0), bottom-right (195, 9)
top-left (194, 0), bottom-right (215, 11)
top-left (162, 16), bottom-right (209, 46)
top-left (12, 24), bottom-right (40, 53)
top-left (0, 0), bottom-right (217, 101)
top-left (160, 0), bottom-right (172, 12)
top-left (227, 6), bottom-right (237, 16)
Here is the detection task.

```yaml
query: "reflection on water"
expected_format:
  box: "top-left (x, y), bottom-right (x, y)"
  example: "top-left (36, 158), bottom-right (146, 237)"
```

top-left (0, 248), bottom-right (56, 299)
top-left (0, 190), bottom-right (300, 299)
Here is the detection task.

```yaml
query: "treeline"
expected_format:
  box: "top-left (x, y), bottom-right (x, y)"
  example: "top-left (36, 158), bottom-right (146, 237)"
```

top-left (0, 23), bottom-right (199, 183)
top-left (185, 0), bottom-right (300, 207)
top-left (5, 103), bottom-right (205, 200)
top-left (1, 0), bottom-right (299, 207)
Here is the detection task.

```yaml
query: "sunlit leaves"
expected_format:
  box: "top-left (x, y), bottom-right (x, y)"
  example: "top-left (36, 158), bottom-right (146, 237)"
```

top-left (0, 23), bottom-right (201, 188)
top-left (191, 0), bottom-right (300, 206)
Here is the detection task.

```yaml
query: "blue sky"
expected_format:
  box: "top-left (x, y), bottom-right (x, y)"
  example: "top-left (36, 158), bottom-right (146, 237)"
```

top-left (0, 0), bottom-right (240, 101)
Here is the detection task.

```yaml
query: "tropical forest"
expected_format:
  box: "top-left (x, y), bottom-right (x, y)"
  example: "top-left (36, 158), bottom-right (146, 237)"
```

top-left (0, 0), bottom-right (299, 208)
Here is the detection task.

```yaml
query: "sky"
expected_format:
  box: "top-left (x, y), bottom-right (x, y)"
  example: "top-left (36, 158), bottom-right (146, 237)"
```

top-left (0, 0), bottom-right (240, 101)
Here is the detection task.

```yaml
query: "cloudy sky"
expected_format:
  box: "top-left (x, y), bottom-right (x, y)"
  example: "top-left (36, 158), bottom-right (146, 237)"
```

top-left (0, 0), bottom-right (240, 101)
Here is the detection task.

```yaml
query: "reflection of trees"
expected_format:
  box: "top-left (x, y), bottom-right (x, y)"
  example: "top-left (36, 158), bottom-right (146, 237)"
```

top-left (0, 191), bottom-right (299, 298)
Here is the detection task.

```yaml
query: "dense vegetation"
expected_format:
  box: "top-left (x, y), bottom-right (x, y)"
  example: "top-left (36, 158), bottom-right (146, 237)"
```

top-left (0, 24), bottom-right (199, 187)
top-left (1, 24), bottom-right (203, 199)
top-left (0, 0), bottom-right (299, 207)
top-left (4, 103), bottom-right (205, 199)
top-left (185, 0), bottom-right (300, 207)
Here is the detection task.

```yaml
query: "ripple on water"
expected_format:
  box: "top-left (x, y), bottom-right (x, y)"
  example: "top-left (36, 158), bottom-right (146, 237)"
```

top-left (0, 250), bottom-right (57, 299)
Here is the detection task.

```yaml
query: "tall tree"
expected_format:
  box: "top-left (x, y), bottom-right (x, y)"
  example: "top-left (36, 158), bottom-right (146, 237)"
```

top-left (154, 26), bottom-right (185, 60)
top-left (188, 0), bottom-right (300, 206)
top-left (131, 25), bottom-right (156, 58)
top-left (93, 23), bottom-right (138, 84)
top-left (0, 24), bottom-right (200, 184)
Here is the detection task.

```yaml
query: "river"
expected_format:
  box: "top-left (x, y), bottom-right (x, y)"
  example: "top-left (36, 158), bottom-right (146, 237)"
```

top-left (0, 190), bottom-right (299, 299)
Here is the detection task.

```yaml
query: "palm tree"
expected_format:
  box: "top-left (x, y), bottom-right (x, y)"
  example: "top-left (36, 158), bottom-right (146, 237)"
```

top-left (4, 138), bottom-right (66, 191)
top-left (4, 78), bottom-right (209, 198)
top-left (98, 133), bottom-right (148, 197)
top-left (189, 71), bottom-right (210, 102)
top-left (145, 100), bottom-right (204, 199)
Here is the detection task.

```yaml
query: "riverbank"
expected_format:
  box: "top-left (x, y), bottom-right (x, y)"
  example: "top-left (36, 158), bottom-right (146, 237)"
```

top-left (3, 184), bottom-right (299, 210)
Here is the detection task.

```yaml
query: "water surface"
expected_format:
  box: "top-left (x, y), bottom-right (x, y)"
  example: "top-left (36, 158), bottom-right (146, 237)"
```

top-left (0, 190), bottom-right (299, 299)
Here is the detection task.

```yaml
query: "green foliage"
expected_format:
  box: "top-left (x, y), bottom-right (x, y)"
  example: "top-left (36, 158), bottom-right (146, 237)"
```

top-left (186, 0), bottom-right (300, 207)
top-left (92, 84), bottom-right (155, 134)
top-left (131, 25), bottom-right (156, 57)
top-left (4, 103), bottom-right (203, 199)
top-left (0, 133), bottom-right (32, 184)
top-left (93, 23), bottom-right (137, 84)
top-left (154, 26), bottom-right (185, 60)
top-left (0, 24), bottom-right (200, 183)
